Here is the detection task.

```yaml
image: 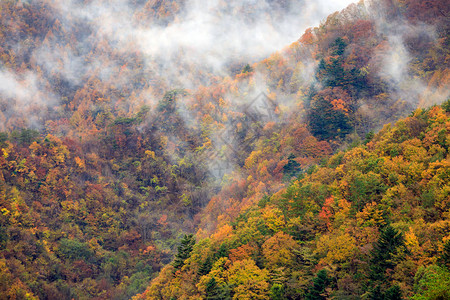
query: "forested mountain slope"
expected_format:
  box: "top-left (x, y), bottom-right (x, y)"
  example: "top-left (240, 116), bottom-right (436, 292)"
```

top-left (135, 101), bottom-right (450, 300)
top-left (0, 0), bottom-right (448, 299)
top-left (190, 0), bottom-right (450, 237)
top-left (135, 0), bottom-right (450, 299)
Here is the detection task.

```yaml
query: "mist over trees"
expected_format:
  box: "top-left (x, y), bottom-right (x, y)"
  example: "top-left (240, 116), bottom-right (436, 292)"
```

top-left (0, 0), bottom-right (449, 299)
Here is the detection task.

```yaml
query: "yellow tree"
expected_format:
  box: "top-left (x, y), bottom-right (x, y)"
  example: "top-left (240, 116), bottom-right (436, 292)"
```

top-left (262, 232), bottom-right (299, 271)
top-left (226, 259), bottom-right (270, 300)
top-left (315, 231), bottom-right (357, 266)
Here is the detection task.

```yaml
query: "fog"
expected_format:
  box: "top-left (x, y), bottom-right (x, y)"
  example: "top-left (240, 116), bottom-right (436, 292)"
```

top-left (1, 0), bottom-right (447, 136)
top-left (46, 0), bottom-right (357, 87)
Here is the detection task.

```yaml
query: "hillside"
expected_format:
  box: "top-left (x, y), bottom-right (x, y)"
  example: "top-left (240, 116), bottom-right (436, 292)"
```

top-left (0, 0), bottom-right (449, 299)
top-left (134, 100), bottom-right (450, 299)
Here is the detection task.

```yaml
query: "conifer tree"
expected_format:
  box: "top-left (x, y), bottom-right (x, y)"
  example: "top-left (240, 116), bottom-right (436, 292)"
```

top-left (438, 240), bottom-right (450, 268)
top-left (173, 234), bottom-right (195, 269)
top-left (198, 256), bottom-right (212, 276)
top-left (370, 225), bottom-right (406, 282)
top-left (306, 269), bottom-right (330, 300)
top-left (368, 225), bottom-right (406, 299)
top-left (205, 277), bottom-right (231, 300)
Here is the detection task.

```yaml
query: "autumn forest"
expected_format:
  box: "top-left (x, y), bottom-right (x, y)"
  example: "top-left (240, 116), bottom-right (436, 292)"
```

top-left (0, 0), bottom-right (449, 299)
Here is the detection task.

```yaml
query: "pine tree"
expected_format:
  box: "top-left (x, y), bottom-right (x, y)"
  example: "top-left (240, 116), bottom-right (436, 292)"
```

top-left (370, 225), bottom-right (406, 282)
top-left (368, 285), bottom-right (384, 300)
top-left (242, 64), bottom-right (253, 73)
top-left (384, 285), bottom-right (402, 300)
top-left (205, 277), bottom-right (231, 300)
top-left (368, 285), bottom-right (402, 300)
top-left (368, 226), bottom-right (406, 299)
top-left (215, 243), bottom-right (229, 259)
top-left (306, 269), bottom-right (330, 300)
top-left (173, 234), bottom-right (195, 269)
top-left (438, 240), bottom-right (450, 268)
top-left (283, 153), bottom-right (302, 180)
top-left (198, 256), bottom-right (212, 276)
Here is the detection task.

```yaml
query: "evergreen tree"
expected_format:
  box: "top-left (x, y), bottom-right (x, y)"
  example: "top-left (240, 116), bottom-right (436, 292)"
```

top-left (198, 256), bottom-right (213, 276)
top-left (370, 225), bottom-right (406, 282)
top-left (438, 240), bottom-right (450, 268)
top-left (368, 285), bottom-right (384, 300)
top-left (368, 285), bottom-right (402, 300)
top-left (368, 226), bottom-right (406, 299)
top-left (205, 277), bottom-right (231, 300)
top-left (242, 64), bottom-right (253, 73)
top-left (306, 269), bottom-right (330, 300)
top-left (283, 154), bottom-right (302, 180)
top-left (173, 234), bottom-right (195, 269)
top-left (307, 95), bottom-right (352, 140)
top-left (215, 243), bottom-right (229, 259)
top-left (384, 285), bottom-right (402, 300)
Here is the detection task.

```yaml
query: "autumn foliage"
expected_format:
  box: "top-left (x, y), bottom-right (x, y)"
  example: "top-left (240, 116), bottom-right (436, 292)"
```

top-left (0, 0), bottom-right (448, 299)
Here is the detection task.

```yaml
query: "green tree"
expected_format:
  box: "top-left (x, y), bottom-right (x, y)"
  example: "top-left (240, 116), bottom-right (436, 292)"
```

top-left (384, 285), bottom-right (402, 300)
top-left (0, 132), bottom-right (7, 147)
top-left (441, 98), bottom-right (450, 112)
top-left (270, 283), bottom-right (284, 300)
top-left (307, 89), bottom-right (353, 140)
top-left (370, 225), bottom-right (407, 282)
top-left (215, 243), bottom-right (229, 259)
top-left (242, 64), bottom-right (253, 73)
top-left (205, 277), bottom-right (231, 300)
top-left (412, 265), bottom-right (450, 300)
top-left (57, 238), bottom-right (93, 261)
top-left (10, 128), bottom-right (40, 145)
top-left (306, 269), bottom-right (330, 300)
top-left (349, 172), bottom-right (387, 212)
top-left (173, 234), bottom-right (195, 269)
top-left (158, 89), bottom-right (187, 113)
top-left (368, 285), bottom-right (402, 300)
top-left (368, 226), bottom-right (407, 299)
top-left (198, 256), bottom-right (213, 276)
top-left (438, 240), bottom-right (450, 268)
top-left (283, 154), bottom-right (302, 180)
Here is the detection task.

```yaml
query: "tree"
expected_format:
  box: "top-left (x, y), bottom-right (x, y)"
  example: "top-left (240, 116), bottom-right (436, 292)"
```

top-left (157, 89), bottom-right (187, 114)
top-left (173, 234), bottom-right (196, 269)
top-left (198, 256), bottom-right (213, 276)
top-left (0, 132), bottom-right (8, 147)
top-left (307, 88), bottom-right (353, 140)
top-left (226, 259), bottom-right (270, 300)
top-left (262, 232), bottom-right (298, 270)
top-left (242, 64), bottom-right (253, 74)
top-left (315, 231), bottom-right (357, 265)
top-left (384, 285), bottom-right (402, 300)
top-left (10, 128), bottom-right (40, 145)
top-left (306, 269), bottom-right (330, 300)
top-left (205, 277), bottom-right (231, 300)
top-left (370, 225), bottom-right (407, 282)
top-left (369, 225), bottom-right (407, 299)
top-left (270, 283), bottom-right (284, 300)
top-left (368, 285), bottom-right (402, 300)
top-left (412, 265), bottom-right (450, 300)
top-left (438, 240), bottom-right (450, 269)
top-left (283, 154), bottom-right (302, 180)
top-left (57, 238), bottom-right (93, 261)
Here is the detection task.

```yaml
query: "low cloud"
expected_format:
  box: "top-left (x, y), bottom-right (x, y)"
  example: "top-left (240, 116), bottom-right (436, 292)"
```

top-left (0, 68), bottom-right (56, 130)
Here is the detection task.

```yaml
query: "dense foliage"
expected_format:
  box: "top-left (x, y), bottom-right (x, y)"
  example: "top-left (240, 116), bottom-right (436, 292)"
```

top-left (135, 102), bottom-right (450, 299)
top-left (0, 0), bottom-right (448, 299)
